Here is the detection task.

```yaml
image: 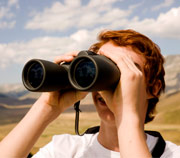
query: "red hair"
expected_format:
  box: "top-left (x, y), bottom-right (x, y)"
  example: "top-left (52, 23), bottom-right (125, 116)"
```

top-left (89, 29), bottom-right (165, 123)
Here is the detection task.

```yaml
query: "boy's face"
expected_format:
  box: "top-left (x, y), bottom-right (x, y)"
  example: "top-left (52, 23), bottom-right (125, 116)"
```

top-left (92, 42), bottom-right (147, 124)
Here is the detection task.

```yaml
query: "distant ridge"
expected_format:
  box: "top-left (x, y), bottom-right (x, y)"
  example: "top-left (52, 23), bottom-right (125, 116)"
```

top-left (0, 92), bottom-right (36, 106)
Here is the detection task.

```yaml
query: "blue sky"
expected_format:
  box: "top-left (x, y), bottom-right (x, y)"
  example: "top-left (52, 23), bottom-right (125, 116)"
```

top-left (0, 0), bottom-right (180, 85)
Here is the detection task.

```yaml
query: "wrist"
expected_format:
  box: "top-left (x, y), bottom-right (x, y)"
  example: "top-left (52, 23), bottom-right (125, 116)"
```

top-left (115, 110), bottom-right (144, 130)
top-left (33, 98), bottom-right (62, 125)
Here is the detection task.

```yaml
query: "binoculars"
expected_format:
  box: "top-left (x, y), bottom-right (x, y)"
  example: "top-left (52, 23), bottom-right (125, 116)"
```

top-left (22, 50), bottom-right (120, 92)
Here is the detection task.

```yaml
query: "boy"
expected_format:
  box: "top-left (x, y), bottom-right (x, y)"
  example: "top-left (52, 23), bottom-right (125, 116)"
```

top-left (0, 29), bottom-right (180, 158)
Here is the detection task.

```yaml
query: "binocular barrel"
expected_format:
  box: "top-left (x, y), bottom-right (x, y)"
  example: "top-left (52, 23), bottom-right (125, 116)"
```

top-left (22, 59), bottom-right (71, 92)
top-left (22, 50), bottom-right (120, 92)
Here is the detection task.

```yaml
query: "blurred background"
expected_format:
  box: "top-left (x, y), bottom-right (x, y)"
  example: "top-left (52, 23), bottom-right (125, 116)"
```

top-left (0, 0), bottom-right (180, 154)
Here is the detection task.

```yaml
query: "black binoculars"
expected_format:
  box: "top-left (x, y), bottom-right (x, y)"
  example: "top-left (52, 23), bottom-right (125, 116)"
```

top-left (22, 50), bottom-right (120, 92)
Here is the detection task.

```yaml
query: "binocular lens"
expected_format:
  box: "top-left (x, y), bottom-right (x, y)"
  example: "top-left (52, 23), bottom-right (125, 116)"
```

top-left (27, 63), bottom-right (44, 88)
top-left (74, 59), bottom-right (96, 88)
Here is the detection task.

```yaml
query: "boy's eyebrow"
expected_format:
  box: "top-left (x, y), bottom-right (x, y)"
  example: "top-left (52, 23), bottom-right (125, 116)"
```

top-left (134, 62), bottom-right (143, 72)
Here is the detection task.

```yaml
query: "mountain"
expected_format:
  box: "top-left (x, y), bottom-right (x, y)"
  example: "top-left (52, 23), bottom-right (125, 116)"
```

top-left (0, 83), bottom-right (28, 98)
top-left (0, 92), bottom-right (36, 106)
top-left (164, 55), bottom-right (180, 95)
top-left (0, 84), bottom-right (37, 125)
top-left (0, 92), bottom-right (36, 124)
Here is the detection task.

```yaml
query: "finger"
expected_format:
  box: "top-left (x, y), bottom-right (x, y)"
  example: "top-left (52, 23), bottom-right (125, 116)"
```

top-left (99, 51), bottom-right (128, 76)
top-left (54, 55), bottom-right (74, 64)
top-left (54, 51), bottom-right (79, 64)
top-left (98, 48), bottom-right (141, 75)
top-left (122, 55), bottom-right (142, 74)
top-left (98, 48), bottom-right (125, 66)
top-left (107, 53), bottom-right (130, 75)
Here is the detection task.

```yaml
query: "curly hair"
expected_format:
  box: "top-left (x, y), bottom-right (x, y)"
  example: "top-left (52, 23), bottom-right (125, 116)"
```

top-left (89, 29), bottom-right (165, 123)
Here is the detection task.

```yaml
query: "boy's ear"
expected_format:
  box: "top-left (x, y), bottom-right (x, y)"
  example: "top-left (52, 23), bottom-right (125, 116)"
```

top-left (147, 80), bottom-right (162, 99)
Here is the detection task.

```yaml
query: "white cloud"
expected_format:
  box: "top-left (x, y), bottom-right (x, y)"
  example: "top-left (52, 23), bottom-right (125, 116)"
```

top-left (0, 7), bottom-right (9, 19)
top-left (1, 1), bottom-right (180, 69)
top-left (126, 7), bottom-right (180, 39)
top-left (8, 0), bottom-right (19, 9)
top-left (0, 0), bottom-right (19, 29)
top-left (24, 0), bottom-right (180, 39)
top-left (152, 0), bottom-right (174, 11)
top-left (0, 29), bottom-right (99, 68)
top-left (0, 20), bottom-right (16, 29)
top-left (25, 0), bottom-right (131, 32)
top-left (0, 0), bottom-right (18, 19)
top-left (87, 0), bottom-right (118, 8)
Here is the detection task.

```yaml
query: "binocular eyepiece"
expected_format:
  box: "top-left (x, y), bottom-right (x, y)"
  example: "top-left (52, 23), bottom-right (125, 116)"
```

top-left (22, 50), bottom-right (120, 92)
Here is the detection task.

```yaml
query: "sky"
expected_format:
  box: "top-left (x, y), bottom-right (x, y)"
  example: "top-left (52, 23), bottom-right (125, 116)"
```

top-left (0, 0), bottom-right (180, 85)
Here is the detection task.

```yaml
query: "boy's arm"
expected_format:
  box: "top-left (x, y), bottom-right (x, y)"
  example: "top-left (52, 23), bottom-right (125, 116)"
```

top-left (115, 112), bottom-right (151, 158)
top-left (98, 46), bottom-right (152, 158)
top-left (0, 91), bottom-right (87, 158)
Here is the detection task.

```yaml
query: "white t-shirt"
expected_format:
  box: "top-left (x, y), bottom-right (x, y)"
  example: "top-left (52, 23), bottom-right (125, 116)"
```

top-left (33, 133), bottom-right (180, 158)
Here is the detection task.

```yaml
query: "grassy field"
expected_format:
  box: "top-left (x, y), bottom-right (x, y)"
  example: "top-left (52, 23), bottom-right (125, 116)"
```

top-left (0, 111), bottom-right (180, 155)
top-left (0, 92), bottom-right (180, 154)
